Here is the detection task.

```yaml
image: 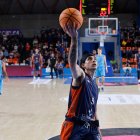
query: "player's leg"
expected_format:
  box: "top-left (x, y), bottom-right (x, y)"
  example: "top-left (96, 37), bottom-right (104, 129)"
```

top-left (34, 64), bottom-right (38, 80)
top-left (36, 64), bottom-right (41, 80)
top-left (100, 67), bottom-right (105, 92)
top-left (32, 64), bottom-right (36, 80)
top-left (101, 76), bottom-right (105, 91)
top-left (50, 66), bottom-right (53, 79)
top-left (36, 71), bottom-right (40, 80)
top-left (33, 71), bottom-right (36, 80)
top-left (95, 68), bottom-right (100, 85)
top-left (34, 70), bottom-right (38, 80)
top-left (54, 67), bottom-right (58, 78)
top-left (0, 79), bottom-right (3, 95)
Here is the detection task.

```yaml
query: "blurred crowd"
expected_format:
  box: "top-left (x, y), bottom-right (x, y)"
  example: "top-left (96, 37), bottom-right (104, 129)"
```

top-left (0, 26), bottom-right (140, 77)
top-left (0, 28), bottom-right (71, 68)
top-left (120, 26), bottom-right (140, 68)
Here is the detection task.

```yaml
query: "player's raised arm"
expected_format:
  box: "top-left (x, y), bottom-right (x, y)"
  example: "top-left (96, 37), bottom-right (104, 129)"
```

top-left (64, 23), bottom-right (85, 86)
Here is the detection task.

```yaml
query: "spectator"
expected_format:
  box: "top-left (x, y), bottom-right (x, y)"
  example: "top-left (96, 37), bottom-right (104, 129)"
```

top-left (126, 47), bottom-right (132, 59)
top-left (3, 48), bottom-right (9, 58)
top-left (110, 59), bottom-right (118, 73)
top-left (123, 61), bottom-right (132, 76)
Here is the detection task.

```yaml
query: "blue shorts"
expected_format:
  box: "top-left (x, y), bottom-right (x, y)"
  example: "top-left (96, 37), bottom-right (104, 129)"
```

top-left (69, 122), bottom-right (101, 140)
top-left (60, 119), bottom-right (101, 140)
top-left (95, 67), bottom-right (105, 77)
top-left (34, 63), bottom-right (40, 71)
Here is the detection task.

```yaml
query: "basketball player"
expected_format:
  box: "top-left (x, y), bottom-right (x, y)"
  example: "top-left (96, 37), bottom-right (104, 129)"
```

top-left (95, 47), bottom-right (108, 92)
top-left (60, 23), bottom-right (102, 140)
top-left (31, 48), bottom-right (43, 80)
top-left (135, 48), bottom-right (140, 83)
top-left (0, 55), bottom-right (8, 95)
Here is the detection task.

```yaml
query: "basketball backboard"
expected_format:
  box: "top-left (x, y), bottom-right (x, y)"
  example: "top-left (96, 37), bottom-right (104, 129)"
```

top-left (88, 17), bottom-right (118, 36)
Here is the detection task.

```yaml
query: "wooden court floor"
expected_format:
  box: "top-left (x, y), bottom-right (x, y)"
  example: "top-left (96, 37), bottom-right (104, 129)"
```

top-left (0, 78), bottom-right (140, 140)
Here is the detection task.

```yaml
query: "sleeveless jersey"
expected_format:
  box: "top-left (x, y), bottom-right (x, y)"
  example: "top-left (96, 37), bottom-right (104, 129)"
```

top-left (96, 54), bottom-right (105, 68)
top-left (66, 74), bottom-right (98, 120)
top-left (33, 53), bottom-right (40, 64)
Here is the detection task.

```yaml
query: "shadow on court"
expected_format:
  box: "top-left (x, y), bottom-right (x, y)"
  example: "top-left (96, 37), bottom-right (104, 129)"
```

top-left (48, 128), bottom-right (140, 140)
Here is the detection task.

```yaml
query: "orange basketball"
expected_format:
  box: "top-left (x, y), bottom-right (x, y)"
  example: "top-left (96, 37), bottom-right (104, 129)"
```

top-left (59, 8), bottom-right (83, 30)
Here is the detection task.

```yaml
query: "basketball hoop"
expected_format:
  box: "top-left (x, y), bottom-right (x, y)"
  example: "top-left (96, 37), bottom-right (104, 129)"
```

top-left (98, 31), bottom-right (107, 39)
top-left (90, 28), bottom-right (94, 33)
top-left (100, 32), bottom-right (106, 35)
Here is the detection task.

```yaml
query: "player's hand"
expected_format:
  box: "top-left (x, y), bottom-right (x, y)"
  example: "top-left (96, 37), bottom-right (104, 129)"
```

top-left (63, 22), bottom-right (78, 38)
